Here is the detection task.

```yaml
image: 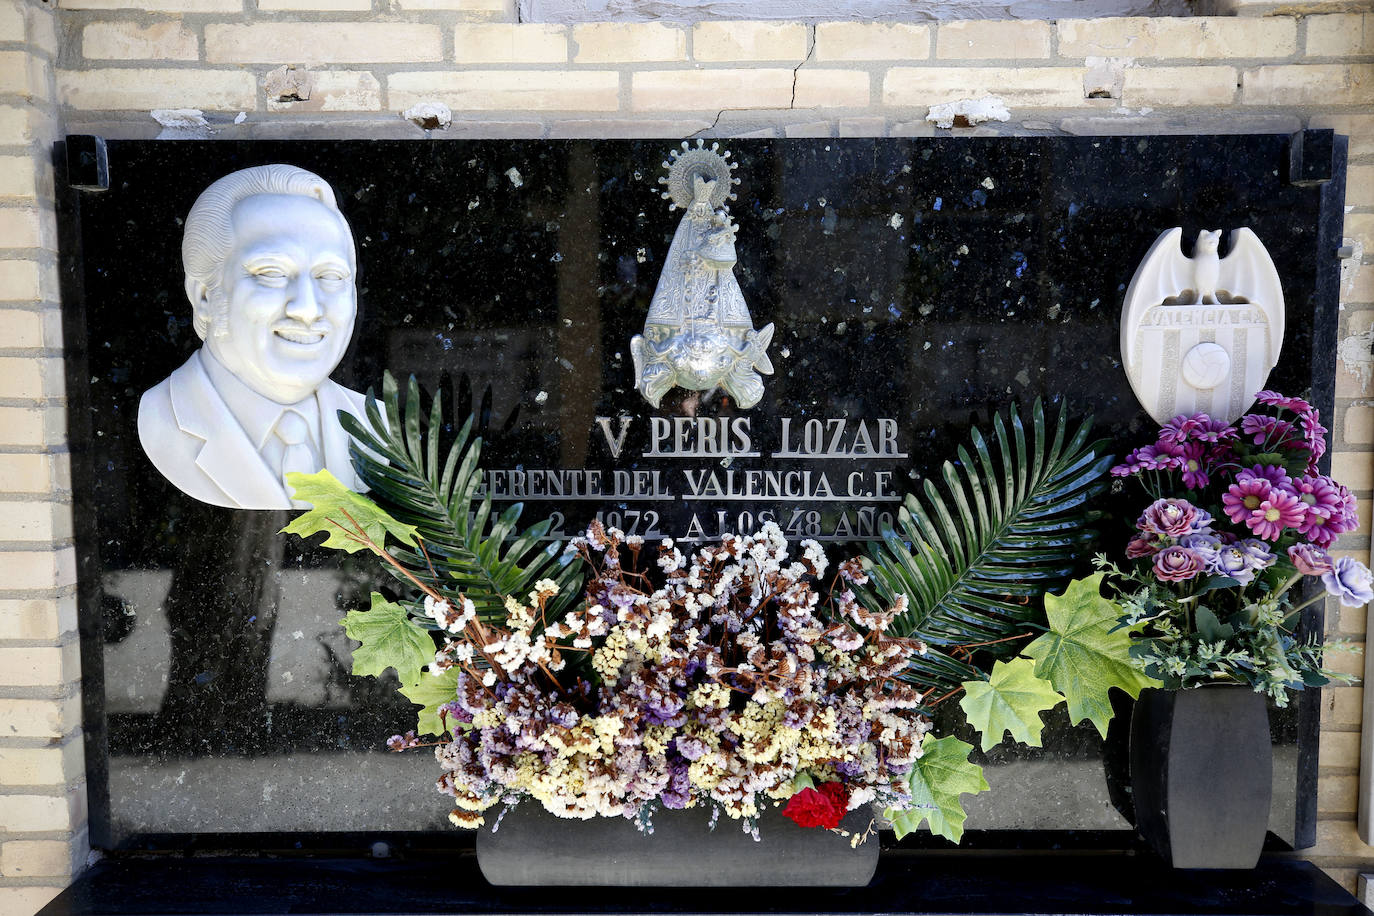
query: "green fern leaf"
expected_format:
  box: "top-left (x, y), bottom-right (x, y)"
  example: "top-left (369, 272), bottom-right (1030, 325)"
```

top-left (864, 400), bottom-right (1111, 695)
top-left (338, 373), bottom-right (582, 624)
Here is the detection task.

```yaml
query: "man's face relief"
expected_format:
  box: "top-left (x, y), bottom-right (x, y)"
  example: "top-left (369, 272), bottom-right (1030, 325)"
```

top-left (200, 193), bottom-right (357, 404)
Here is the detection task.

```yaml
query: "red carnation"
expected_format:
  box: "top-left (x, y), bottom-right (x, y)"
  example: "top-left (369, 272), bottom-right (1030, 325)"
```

top-left (782, 782), bottom-right (848, 830)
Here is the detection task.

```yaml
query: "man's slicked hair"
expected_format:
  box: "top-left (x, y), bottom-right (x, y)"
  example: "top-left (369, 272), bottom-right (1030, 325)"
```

top-left (183, 164), bottom-right (349, 339)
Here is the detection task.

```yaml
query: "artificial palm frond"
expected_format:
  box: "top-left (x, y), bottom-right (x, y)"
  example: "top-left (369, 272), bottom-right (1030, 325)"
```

top-left (340, 372), bottom-right (582, 624)
top-left (863, 399), bottom-right (1112, 696)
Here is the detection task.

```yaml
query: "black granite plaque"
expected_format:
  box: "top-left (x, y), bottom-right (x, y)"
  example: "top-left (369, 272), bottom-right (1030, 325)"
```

top-left (58, 136), bottom-right (1346, 851)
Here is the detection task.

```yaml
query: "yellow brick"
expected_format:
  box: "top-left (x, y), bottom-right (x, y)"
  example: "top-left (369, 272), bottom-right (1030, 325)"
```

top-left (0, 646), bottom-right (78, 690)
top-left (0, 308), bottom-right (42, 347)
top-left (266, 71), bottom-right (381, 112)
top-left (0, 839), bottom-right (79, 878)
top-left (0, 105), bottom-right (54, 145)
top-left (884, 66), bottom-right (1085, 108)
top-left (814, 22), bottom-right (929, 61)
top-left (60, 0), bottom-right (240, 9)
top-left (81, 21), bottom-right (198, 60)
top-left (633, 68), bottom-right (793, 110)
top-left (793, 69), bottom-right (870, 108)
top-left (390, 70), bottom-right (619, 111)
top-left (0, 3), bottom-right (22, 41)
top-left (0, 407), bottom-right (42, 444)
top-left (0, 548), bottom-right (77, 590)
top-left (259, 0), bottom-right (370, 9)
top-left (693, 21), bottom-right (807, 62)
top-left (0, 597), bottom-right (76, 641)
top-left (1316, 818), bottom-right (1374, 857)
top-left (0, 454), bottom-right (49, 492)
top-left (1349, 166), bottom-right (1374, 212)
top-left (0, 206), bottom-right (40, 249)
top-left (0, 260), bottom-right (49, 303)
top-left (207, 23), bottom-right (441, 64)
top-left (0, 156), bottom-right (35, 199)
top-left (0, 887), bottom-right (61, 914)
top-left (1058, 17), bottom-right (1297, 59)
top-left (1321, 729), bottom-right (1361, 767)
top-left (1320, 772), bottom-right (1360, 814)
top-left (0, 745), bottom-right (80, 786)
top-left (572, 23), bottom-right (685, 63)
top-left (1346, 405), bottom-right (1374, 445)
top-left (393, 0), bottom-right (509, 11)
top-left (1334, 450), bottom-right (1374, 492)
top-left (1348, 213), bottom-right (1374, 253)
top-left (1307, 13), bottom-right (1372, 57)
top-left (0, 696), bottom-right (81, 739)
top-left (0, 356), bottom-right (42, 399)
top-left (1243, 65), bottom-right (1372, 106)
top-left (1122, 66), bottom-right (1238, 107)
top-left (936, 20), bottom-right (1051, 60)
top-left (0, 499), bottom-right (66, 539)
top-left (0, 792), bottom-right (81, 832)
top-left (1323, 684), bottom-right (1363, 727)
top-left (58, 68), bottom-right (256, 110)
top-left (0, 49), bottom-right (42, 97)
top-left (454, 24), bottom-right (566, 64)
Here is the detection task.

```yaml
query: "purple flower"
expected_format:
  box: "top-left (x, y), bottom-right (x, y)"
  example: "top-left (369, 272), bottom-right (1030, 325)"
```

top-left (1287, 543), bottom-right (1333, 576)
top-left (1242, 465), bottom-right (1294, 489)
top-left (1111, 444), bottom-right (1185, 477)
top-left (1242, 414), bottom-right (1295, 447)
top-left (1161, 413), bottom-right (1211, 444)
top-left (1138, 498), bottom-right (1203, 538)
top-left (1210, 544), bottom-right (1256, 585)
top-left (1179, 532), bottom-right (1219, 565)
top-left (1222, 476), bottom-right (1272, 526)
top-left (1237, 538), bottom-right (1276, 568)
top-left (1244, 488), bottom-right (1306, 541)
top-left (1322, 557), bottom-right (1374, 607)
top-left (1291, 475), bottom-right (1343, 520)
top-left (1126, 534), bottom-right (1161, 558)
top-left (1153, 546), bottom-right (1206, 582)
top-left (1176, 442), bottom-right (1210, 489)
top-left (1256, 390), bottom-right (1314, 413)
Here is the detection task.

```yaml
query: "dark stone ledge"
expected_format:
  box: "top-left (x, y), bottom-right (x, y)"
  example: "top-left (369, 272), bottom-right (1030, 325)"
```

top-left (37, 853), bottom-right (1372, 916)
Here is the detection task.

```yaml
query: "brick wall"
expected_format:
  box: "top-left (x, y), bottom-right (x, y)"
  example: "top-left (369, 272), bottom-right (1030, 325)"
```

top-left (3, 0), bottom-right (1373, 908)
top-left (0, 1), bottom-right (88, 914)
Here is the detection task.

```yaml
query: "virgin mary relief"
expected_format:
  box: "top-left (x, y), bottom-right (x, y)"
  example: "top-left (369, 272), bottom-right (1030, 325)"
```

top-left (631, 142), bottom-right (774, 410)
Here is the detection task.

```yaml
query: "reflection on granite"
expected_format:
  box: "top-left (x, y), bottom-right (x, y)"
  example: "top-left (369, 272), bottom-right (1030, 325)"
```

top-left (63, 137), bottom-right (1341, 844)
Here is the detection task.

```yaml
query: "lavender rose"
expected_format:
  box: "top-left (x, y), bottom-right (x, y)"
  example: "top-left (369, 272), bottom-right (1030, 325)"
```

top-left (1138, 498), bottom-right (1202, 538)
top-left (1322, 556), bottom-right (1374, 607)
top-left (1287, 543), bottom-right (1333, 576)
top-left (1153, 546), bottom-right (1206, 583)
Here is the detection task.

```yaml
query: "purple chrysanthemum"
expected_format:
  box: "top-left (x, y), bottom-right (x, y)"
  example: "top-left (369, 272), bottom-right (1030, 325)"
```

top-left (1222, 476), bottom-right (1273, 526)
top-left (1243, 488), bottom-right (1306, 541)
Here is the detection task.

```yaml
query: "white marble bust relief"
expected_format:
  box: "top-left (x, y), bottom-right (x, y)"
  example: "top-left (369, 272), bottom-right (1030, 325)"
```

top-left (138, 164), bottom-right (369, 510)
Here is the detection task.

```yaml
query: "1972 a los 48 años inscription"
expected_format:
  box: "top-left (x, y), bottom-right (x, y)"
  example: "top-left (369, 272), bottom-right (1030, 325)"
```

top-left (481, 415), bottom-right (909, 543)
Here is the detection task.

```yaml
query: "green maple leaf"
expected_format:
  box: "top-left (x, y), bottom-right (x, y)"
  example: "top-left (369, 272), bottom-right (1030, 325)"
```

top-left (341, 592), bottom-right (434, 685)
top-left (959, 657), bottom-right (1065, 751)
top-left (281, 469), bottom-right (418, 553)
top-left (1024, 573), bottom-right (1159, 738)
top-left (886, 733), bottom-right (989, 844)
top-left (399, 667), bottom-right (460, 737)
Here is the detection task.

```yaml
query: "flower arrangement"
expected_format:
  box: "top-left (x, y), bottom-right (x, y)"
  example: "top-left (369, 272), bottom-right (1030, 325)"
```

top-left (400, 523), bottom-right (929, 836)
top-left (283, 376), bottom-right (1158, 846)
top-left (1101, 391), bottom-right (1365, 700)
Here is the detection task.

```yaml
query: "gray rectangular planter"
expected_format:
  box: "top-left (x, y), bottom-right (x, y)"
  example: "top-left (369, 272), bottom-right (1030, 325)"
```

top-left (476, 803), bottom-right (879, 886)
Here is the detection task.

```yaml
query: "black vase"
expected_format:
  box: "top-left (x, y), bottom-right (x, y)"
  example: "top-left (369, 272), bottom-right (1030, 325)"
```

top-left (1129, 686), bottom-right (1273, 868)
top-left (476, 802), bottom-right (880, 886)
